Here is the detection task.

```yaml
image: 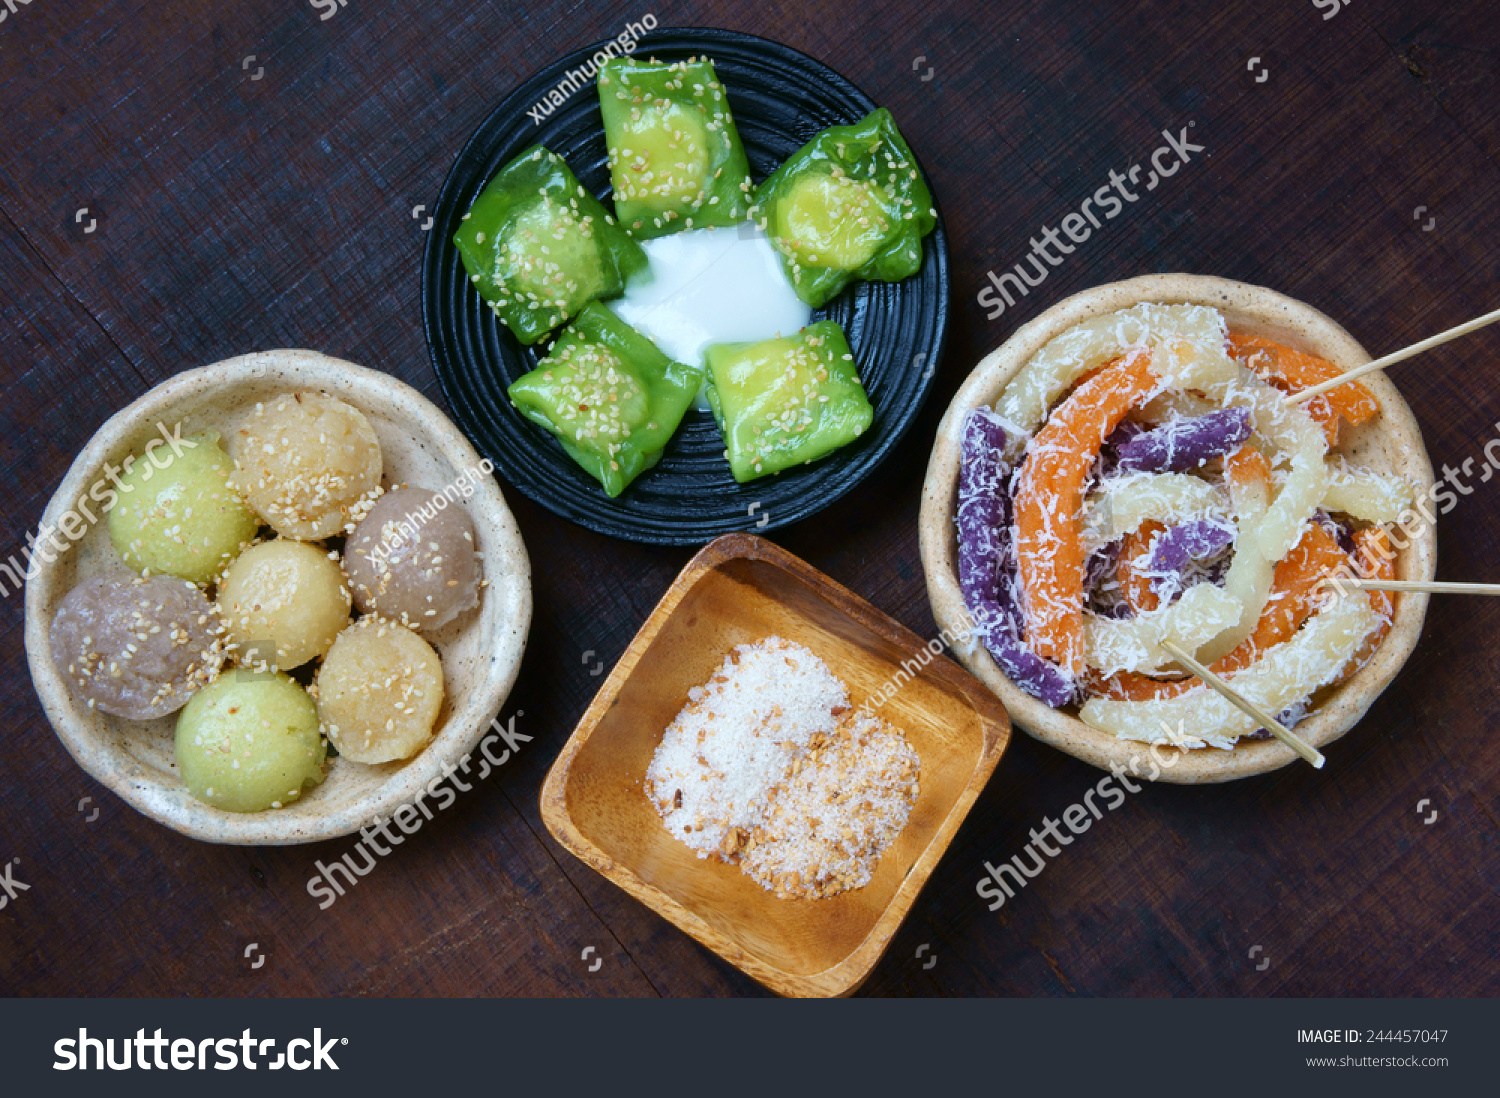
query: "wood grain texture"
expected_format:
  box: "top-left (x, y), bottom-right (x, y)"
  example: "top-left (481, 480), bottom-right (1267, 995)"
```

top-left (0, 0), bottom-right (1497, 997)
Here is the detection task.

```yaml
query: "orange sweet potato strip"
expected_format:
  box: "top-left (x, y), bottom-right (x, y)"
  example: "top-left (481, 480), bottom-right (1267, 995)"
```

top-left (1117, 520), bottom-right (1165, 613)
top-left (1072, 364), bottom-right (1106, 389)
top-left (1225, 440), bottom-right (1271, 487)
top-left (1241, 521), bottom-right (1348, 660)
top-left (1337, 525), bottom-right (1396, 680)
top-left (1097, 519), bottom-right (1346, 702)
top-left (1228, 333), bottom-right (1379, 447)
top-left (1015, 351), bottom-right (1158, 677)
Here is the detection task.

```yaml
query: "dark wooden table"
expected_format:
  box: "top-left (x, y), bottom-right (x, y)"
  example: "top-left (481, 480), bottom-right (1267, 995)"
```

top-left (2, 0), bottom-right (1497, 998)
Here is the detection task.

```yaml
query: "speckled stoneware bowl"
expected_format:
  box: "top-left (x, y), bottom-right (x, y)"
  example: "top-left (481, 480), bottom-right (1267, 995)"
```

top-left (920, 274), bottom-right (1436, 783)
top-left (25, 350), bottom-right (532, 843)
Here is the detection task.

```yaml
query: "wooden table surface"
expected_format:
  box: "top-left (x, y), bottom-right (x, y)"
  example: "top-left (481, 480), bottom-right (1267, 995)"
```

top-left (2, 0), bottom-right (1497, 998)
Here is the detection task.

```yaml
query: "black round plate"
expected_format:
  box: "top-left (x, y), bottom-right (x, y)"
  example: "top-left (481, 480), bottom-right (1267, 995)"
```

top-left (423, 27), bottom-right (950, 545)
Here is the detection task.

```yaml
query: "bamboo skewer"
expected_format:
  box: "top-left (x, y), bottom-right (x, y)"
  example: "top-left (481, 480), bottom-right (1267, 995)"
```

top-left (1158, 639), bottom-right (1326, 769)
top-left (1343, 578), bottom-right (1500, 596)
top-left (1285, 305), bottom-right (1500, 405)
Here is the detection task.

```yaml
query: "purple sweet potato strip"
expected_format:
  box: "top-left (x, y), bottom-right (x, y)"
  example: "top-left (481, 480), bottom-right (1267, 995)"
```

top-left (1106, 419), bottom-right (1149, 448)
top-left (1084, 540), bottom-right (1121, 599)
top-left (1315, 508), bottom-right (1356, 555)
top-left (1145, 517), bottom-right (1236, 581)
top-left (956, 408), bottom-right (1013, 619)
top-left (1116, 407), bottom-right (1252, 473)
top-left (1084, 539), bottom-right (1133, 620)
top-left (956, 409), bottom-right (1075, 708)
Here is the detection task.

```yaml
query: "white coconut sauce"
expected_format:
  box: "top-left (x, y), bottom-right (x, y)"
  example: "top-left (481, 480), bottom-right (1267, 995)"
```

top-left (607, 224), bottom-right (811, 410)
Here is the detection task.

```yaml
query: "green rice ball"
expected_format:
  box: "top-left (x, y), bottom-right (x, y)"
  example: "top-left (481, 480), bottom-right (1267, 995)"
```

top-left (108, 429), bottom-right (260, 584)
top-left (176, 669), bottom-right (327, 812)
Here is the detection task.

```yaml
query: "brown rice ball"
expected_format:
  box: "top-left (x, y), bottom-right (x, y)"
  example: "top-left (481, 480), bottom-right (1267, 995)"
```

top-left (49, 573), bottom-right (223, 720)
top-left (315, 616), bottom-right (444, 764)
top-left (217, 539), bottom-right (351, 670)
top-left (343, 487), bottom-right (482, 631)
top-left (228, 393), bottom-right (382, 539)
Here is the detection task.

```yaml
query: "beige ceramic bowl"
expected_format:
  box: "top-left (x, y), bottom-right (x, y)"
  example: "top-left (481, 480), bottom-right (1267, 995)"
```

top-left (920, 275), bottom-right (1436, 783)
top-left (25, 350), bottom-right (532, 843)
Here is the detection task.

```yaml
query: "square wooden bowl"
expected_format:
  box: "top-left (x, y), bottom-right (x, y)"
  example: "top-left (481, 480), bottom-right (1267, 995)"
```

top-left (539, 534), bottom-right (1011, 997)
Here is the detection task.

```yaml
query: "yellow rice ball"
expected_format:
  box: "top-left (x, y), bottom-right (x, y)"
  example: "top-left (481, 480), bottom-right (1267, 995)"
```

top-left (315, 616), bottom-right (445, 764)
top-left (229, 392), bottom-right (382, 539)
top-left (217, 539), bottom-right (350, 670)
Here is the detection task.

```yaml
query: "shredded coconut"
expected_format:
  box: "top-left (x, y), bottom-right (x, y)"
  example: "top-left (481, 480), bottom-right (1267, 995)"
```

top-left (646, 636), bottom-right (919, 900)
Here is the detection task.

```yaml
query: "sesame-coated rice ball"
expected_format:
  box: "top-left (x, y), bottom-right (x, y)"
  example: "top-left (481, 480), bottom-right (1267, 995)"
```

top-left (107, 430), bottom-right (260, 585)
top-left (228, 393), bottom-right (382, 539)
top-left (175, 669), bottom-right (327, 813)
top-left (217, 539), bottom-right (351, 670)
top-left (49, 573), bottom-right (223, 720)
top-left (315, 616), bottom-right (444, 764)
top-left (343, 487), bottom-right (481, 631)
